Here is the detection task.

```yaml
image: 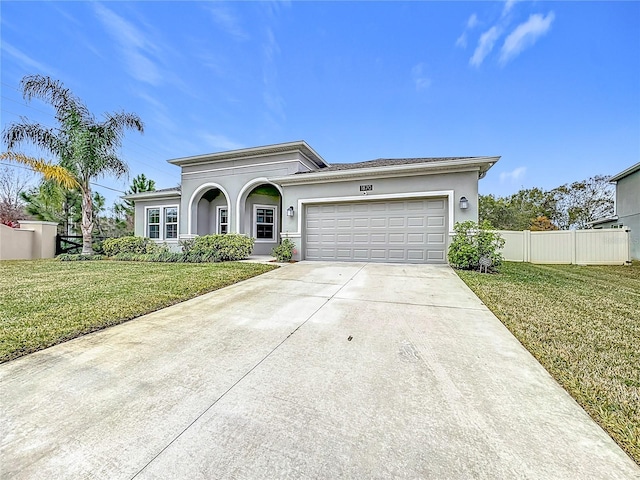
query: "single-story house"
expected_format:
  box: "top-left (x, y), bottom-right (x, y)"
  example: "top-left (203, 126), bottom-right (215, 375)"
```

top-left (125, 141), bottom-right (499, 264)
top-left (589, 162), bottom-right (639, 260)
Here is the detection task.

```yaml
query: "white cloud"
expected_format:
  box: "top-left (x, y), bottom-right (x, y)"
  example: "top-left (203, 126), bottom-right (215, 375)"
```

top-left (262, 27), bottom-right (285, 122)
top-left (1, 42), bottom-right (56, 76)
top-left (455, 13), bottom-right (479, 49)
top-left (411, 63), bottom-right (431, 91)
top-left (500, 167), bottom-right (526, 183)
top-left (502, 0), bottom-right (519, 18)
top-left (470, 26), bottom-right (501, 67)
top-left (467, 13), bottom-right (479, 29)
top-left (455, 33), bottom-right (468, 49)
top-left (207, 4), bottom-right (248, 40)
top-left (200, 133), bottom-right (244, 152)
top-left (500, 12), bottom-right (555, 65)
top-left (94, 4), bottom-right (163, 85)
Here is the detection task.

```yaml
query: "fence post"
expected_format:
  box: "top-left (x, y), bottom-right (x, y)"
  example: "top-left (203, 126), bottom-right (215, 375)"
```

top-left (524, 230), bottom-right (531, 263)
top-left (571, 230), bottom-right (577, 265)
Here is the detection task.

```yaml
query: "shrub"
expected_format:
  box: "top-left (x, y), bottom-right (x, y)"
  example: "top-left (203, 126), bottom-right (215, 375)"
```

top-left (272, 239), bottom-right (295, 262)
top-left (58, 254), bottom-right (106, 261)
top-left (179, 237), bottom-right (196, 254)
top-left (189, 234), bottom-right (254, 261)
top-left (448, 220), bottom-right (505, 271)
top-left (103, 236), bottom-right (158, 256)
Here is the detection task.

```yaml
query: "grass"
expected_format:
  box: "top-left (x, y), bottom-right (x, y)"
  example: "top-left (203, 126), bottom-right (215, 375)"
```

top-left (0, 260), bottom-right (277, 363)
top-left (457, 261), bottom-right (640, 465)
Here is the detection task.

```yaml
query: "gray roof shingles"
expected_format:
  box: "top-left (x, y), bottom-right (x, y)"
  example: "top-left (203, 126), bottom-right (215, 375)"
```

top-left (298, 157), bottom-right (477, 173)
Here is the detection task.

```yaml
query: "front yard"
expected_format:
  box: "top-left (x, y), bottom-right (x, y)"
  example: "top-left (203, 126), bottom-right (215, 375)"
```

top-left (457, 262), bottom-right (640, 465)
top-left (0, 260), bottom-right (277, 363)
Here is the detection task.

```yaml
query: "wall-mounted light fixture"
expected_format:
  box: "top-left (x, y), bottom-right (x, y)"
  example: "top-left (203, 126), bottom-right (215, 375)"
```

top-left (459, 196), bottom-right (469, 210)
top-left (287, 206), bottom-right (295, 217)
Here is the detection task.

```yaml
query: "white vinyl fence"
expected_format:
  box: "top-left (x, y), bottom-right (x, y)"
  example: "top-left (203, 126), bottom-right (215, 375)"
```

top-left (498, 228), bottom-right (631, 265)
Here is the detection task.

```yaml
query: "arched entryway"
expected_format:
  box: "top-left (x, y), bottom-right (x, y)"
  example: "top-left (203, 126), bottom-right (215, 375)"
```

top-left (188, 183), bottom-right (230, 235)
top-left (237, 180), bottom-right (282, 255)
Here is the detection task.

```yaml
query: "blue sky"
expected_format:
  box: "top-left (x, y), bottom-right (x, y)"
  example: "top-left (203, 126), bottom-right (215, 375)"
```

top-left (1, 1), bottom-right (638, 208)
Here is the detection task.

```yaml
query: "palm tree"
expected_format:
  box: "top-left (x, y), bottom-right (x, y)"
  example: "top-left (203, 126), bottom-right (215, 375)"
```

top-left (0, 152), bottom-right (78, 189)
top-left (2, 75), bottom-right (143, 254)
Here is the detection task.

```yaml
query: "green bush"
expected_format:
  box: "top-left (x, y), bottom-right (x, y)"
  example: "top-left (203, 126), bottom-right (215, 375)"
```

top-left (111, 251), bottom-right (222, 263)
top-left (103, 236), bottom-right (159, 256)
top-left (272, 239), bottom-right (295, 262)
top-left (448, 220), bottom-right (505, 271)
top-left (58, 254), bottom-right (107, 261)
top-left (179, 237), bottom-right (196, 254)
top-left (189, 234), bottom-right (254, 261)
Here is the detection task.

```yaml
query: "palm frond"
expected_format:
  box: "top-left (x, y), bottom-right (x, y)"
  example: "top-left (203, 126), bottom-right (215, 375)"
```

top-left (2, 120), bottom-right (63, 154)
top-left (21, 75), bottom-right (91, 123)
top-left (0, 151), bottom-right (79, 190)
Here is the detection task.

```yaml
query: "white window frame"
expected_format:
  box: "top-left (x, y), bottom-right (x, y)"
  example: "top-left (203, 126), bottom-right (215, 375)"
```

top-left (253, 204), bottom-right (277, 243)
top-left (144, 205), bottom-right (179, 241)
top-left (146, 207), bottom-right (161, 239)
top-left (217, 206), bottom-right (228, 234)
top-left (164, 206), bottom-right (178, 240)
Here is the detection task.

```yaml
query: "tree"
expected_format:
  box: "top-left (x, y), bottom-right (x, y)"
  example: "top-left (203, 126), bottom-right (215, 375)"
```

top-left (480, 187), bottom-right (557, 230)
top-left (20, 180), bottom-right (81, 234)
top-left (552, 175), bottom-right (614, 230)
top-left (114, 173), bottom-right (155, 233)
top-left (2, 75), bottom-right (143, 254)
top-left (481, 176), bottom-right (612, 231)
top-left (0, 165), bottom-right (32, 226)
top-left (0, 151), bottom-right (77, 190)
top-left (530, 215), bottom-right (559, 231)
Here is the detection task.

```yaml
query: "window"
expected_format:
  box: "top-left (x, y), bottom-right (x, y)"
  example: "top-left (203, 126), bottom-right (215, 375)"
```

top-left (217, 206), bottom-right (228, 234)
top-left (165, 207), bottom-right (178, 239)
top-left (255, 205), bottom-right (276, 241)
top-left (147, 208), bottom-right (160, 239)
top-left (145, 206), bottom-right (178, 240)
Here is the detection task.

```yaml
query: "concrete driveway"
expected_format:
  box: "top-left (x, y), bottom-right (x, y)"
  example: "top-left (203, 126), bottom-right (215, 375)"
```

top-left (1, 262), bottom-right (638, 479)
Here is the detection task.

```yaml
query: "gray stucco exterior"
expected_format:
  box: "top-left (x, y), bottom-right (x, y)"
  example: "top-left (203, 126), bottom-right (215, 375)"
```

top-left (125, 141), bottom-right (498, 263)
top-left (591, 163), bottom-right (640, 260)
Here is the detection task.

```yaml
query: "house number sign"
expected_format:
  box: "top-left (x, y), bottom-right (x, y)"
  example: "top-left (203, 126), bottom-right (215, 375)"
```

top-left (359, 184), bottom-right (373, 192)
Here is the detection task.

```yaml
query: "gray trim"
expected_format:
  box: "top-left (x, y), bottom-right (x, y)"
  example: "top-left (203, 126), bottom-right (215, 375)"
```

top-left (271, 157), bottom-right (499, 185)
top-left (122, 188), bottom-right (181, 201)
top-left (609, 162), bottom-right (640, 182)
top-left (167, 140), bottom-right (329, 169)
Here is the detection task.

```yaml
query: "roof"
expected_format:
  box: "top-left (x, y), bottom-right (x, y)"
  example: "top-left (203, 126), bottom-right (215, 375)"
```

top-left (272, 156), bottom-right (499, 185)
top-left (588, 216), bottom-right (619, 226)
top-left (166, 140), bottom-right (328, 169)
top-left (298, 157), bottom-right (478, 173)
top-left (609, 162), bottom-right (640, 182)
top-left (122, 186), bottom-right (181, 201)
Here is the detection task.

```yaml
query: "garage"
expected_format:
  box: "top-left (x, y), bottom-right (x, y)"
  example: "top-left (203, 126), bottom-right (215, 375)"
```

top-left (304, 198), bottom-right (448, 263)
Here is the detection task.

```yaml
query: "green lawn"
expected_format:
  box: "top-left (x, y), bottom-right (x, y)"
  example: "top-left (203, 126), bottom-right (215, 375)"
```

top-left (0, 260), bottom-right (277, 363)
top-left (457, 262), bottom-right (640, 465)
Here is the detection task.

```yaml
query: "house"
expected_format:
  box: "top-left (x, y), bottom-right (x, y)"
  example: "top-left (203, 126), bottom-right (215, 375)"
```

top-left (124, 141), bottom-right (499, 264)
top-left (589, 162), bottom-right (640, 260)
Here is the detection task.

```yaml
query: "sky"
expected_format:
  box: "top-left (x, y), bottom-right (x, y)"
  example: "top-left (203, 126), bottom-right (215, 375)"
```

top-left (1, 1), bottom-right (639, 209)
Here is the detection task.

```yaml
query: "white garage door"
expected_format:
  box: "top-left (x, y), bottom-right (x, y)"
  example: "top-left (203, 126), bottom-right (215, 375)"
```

top-left (304, 198), bottom-right (448, 263)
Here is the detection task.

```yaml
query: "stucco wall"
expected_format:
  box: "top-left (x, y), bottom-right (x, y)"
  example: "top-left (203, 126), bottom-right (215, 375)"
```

top-left (0, 221), bottom-right (58, 260)
top-left (616, 169), bottom-right (639, 218)
top-left (133, 197), bottom-right (181, 242)
top-left (0, 225), bottom-right (34, 260)
top-left (180, 152), bottom-right (312, 235)
top-left (278, 170), bottom-right (480, 260)
top-left (615, 170), bottom-right (639, 260)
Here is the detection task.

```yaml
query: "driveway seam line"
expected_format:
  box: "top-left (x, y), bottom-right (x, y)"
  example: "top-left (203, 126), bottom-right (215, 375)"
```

top-left (129, 262), bottom-right (368, 480)
top-left (332, 296), bottom-right (488, 311)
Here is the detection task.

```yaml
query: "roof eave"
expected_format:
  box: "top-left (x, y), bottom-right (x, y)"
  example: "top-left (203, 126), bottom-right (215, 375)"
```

top-left (122, 190), bottom-right (181, 201)
top-left (609, 162), bottom-right (640, 182)
top-left (166, 140), bottom-right (329, 169)
top-left (269, 156), bottom-right (500, 185)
